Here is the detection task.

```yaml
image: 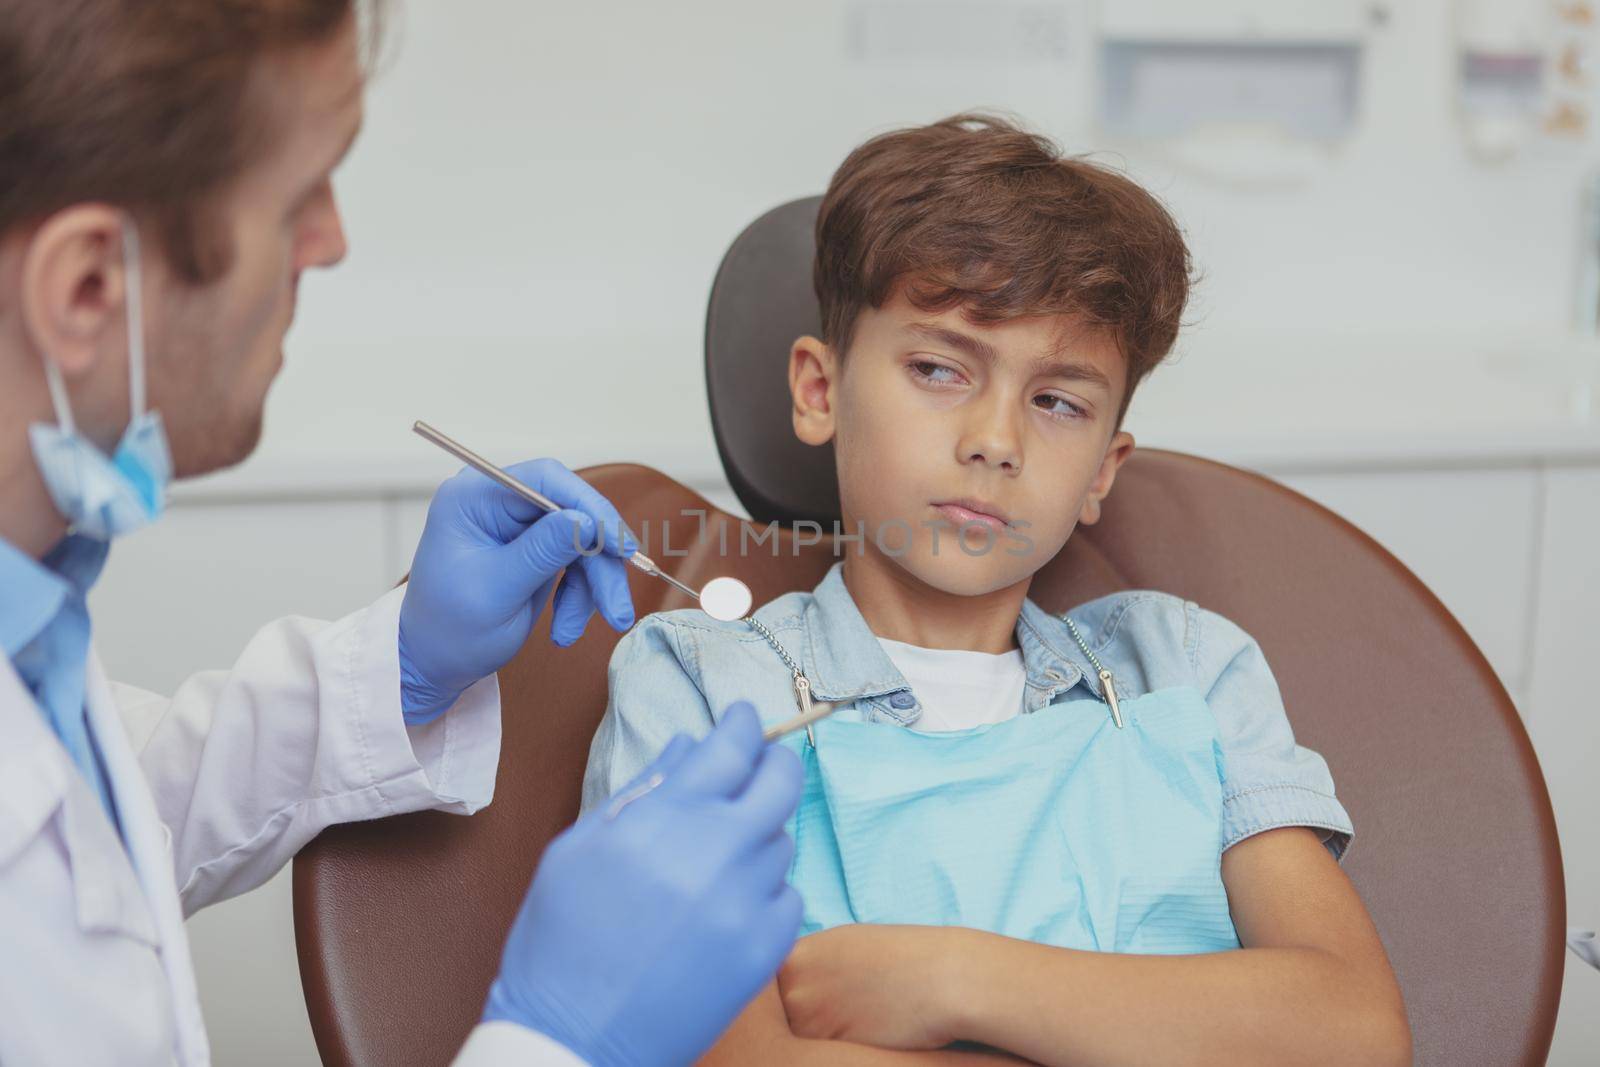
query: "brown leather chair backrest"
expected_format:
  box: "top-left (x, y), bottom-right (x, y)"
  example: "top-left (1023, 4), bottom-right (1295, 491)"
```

top-left (295, 455), bottom-right (1565, 1067)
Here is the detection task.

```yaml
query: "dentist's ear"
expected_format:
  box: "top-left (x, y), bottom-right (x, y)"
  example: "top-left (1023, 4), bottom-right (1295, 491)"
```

top-left (789, 335), bottom-right (840, 446)
top-left (1077, 430), bottom-right (1136, 526)
top-left (19, 204), bottom-right (130, 385)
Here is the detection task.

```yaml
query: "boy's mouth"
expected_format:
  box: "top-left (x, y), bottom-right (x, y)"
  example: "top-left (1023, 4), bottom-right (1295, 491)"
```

top-left (931, 498), bottom-right (1013, 530)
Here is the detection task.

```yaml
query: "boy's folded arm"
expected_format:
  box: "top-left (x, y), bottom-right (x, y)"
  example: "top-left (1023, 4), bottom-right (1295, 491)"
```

top-left (700, 983), bottom-right (1035, 1066)
top-left (924, 828), bottom-right (1410, 1067)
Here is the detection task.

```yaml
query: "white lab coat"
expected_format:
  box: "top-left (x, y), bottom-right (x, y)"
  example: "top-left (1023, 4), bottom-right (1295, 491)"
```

top-left (0, 586), bottom-right (587, 1066)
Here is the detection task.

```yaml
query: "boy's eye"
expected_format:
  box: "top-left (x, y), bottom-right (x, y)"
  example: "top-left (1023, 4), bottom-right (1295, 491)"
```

top-left (909, 359), bottom-right (963, 385)
top-left (287, 176), bottom-right (332, 223)
top-left (1034, 393), bottom-right (1087, 420)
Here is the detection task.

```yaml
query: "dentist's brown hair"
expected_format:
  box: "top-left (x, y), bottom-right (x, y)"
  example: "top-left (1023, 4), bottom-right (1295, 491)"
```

top-left (0, 0), bottom-right (381, 285)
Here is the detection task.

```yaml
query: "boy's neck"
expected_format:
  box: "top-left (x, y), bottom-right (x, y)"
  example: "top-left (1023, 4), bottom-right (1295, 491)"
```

top-left (840, 551), bottom-right (1029, 654)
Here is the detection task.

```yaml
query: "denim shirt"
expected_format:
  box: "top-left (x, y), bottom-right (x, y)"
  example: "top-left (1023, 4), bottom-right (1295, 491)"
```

top-left (582, 562), bottom-right (1353, 859)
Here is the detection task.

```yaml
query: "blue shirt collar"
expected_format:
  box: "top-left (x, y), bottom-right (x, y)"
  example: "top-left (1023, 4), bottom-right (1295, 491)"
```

top-left (799, 562), bottom-right (1096, 715)
top-left (0, 534), bottom-right (109, 657)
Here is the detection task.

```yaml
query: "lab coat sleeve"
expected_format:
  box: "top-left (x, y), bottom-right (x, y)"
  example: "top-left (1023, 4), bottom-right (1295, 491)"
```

top-left (452, 1022), bottom-right (591, 1066)
top-left (112, 584), bottom-right (501, 915)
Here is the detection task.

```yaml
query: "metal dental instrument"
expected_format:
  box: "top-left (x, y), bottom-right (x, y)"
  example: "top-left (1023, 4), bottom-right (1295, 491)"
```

top-left (605, 696), bottom-right (846, 819)
top-left (609, 697), bottom-right (847, 819)
top-left (763, 698), bottom-right (846, 743)
top-left (412, 421), bottom-right (752, 620)
top-left (606, 697), bottom-right (841, 817)
top-left (603, 771), bottom-right (665, 820)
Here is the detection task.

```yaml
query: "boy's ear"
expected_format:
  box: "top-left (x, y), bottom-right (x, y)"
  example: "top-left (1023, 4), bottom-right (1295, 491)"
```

top-left (789, 334), bottom-right (839, 446)
top-left (1077, 430), bottom-right (1135, 526)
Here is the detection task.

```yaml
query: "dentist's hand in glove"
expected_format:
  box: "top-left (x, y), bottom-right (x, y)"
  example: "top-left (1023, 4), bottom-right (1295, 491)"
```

top-left (485, 703), bottom-right (804, 1067)
top-left (398, 459), bottom-right (638, 724)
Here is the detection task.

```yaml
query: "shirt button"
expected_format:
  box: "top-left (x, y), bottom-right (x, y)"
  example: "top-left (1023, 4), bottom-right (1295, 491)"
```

top-left (889, 692), bottom-right (917, 710)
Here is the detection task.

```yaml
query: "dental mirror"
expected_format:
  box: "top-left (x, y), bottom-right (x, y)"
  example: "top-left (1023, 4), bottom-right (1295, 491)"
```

top-left (698, 575), bottom-right (754, 622)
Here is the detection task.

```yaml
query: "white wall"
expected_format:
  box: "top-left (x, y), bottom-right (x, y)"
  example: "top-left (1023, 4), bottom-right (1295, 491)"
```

top-left (75, 0), bottom-right (1600, 1063)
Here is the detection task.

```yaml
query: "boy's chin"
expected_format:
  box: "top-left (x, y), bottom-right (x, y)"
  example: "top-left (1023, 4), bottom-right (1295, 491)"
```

top-left (892, 550), bottom-right (1038, 599)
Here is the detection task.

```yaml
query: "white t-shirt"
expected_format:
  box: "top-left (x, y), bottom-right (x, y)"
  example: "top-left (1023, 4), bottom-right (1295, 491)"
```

top-left (876, 636), bottom-right (1028, 733)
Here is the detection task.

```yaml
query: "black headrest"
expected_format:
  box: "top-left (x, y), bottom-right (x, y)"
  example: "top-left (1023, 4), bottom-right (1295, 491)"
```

top-left (704, 195), bottom-right (841, 526)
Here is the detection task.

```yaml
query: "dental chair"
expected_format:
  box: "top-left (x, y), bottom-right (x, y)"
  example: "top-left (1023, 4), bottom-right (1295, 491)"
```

top-left (295, 198), bottom-right (1566, 1066)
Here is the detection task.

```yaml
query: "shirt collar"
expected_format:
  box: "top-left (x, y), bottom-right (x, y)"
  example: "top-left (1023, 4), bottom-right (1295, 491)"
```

top-left (801, 563), bottom-right (906, 703)
top-left (800, 562), bottom-right (1097, 713)
top-left (0, 534), bottom-right (109, 658)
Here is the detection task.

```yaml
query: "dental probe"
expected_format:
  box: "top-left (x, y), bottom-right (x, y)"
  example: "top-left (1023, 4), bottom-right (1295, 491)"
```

top-left (412, 420), bottom-right (754, 621)
top-left (762, 699), bottom-right (846, 742)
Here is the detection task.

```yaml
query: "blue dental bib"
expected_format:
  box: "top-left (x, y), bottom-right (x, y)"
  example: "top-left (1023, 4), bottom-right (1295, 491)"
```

top-left (784, 686), bottom-right (1241, 955)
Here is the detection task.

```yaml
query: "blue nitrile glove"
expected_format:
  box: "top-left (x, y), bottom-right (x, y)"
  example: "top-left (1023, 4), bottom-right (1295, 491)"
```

top-left (484, 703), bottom-right (804, 1067)
top-left (398, 458), bottom-right (638, 724)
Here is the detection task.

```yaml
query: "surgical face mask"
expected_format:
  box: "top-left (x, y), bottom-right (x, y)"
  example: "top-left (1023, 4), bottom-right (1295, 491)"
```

top-left (28, 221), bottom-right (173, 542)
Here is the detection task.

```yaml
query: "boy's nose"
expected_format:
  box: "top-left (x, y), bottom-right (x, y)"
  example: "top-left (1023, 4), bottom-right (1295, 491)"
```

top-left (956, 406), bottom-right (1023, 473)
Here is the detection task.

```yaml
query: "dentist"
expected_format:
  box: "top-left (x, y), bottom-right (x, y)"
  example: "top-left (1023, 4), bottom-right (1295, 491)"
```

top-left (0, 2), bottom-right (801, 1066)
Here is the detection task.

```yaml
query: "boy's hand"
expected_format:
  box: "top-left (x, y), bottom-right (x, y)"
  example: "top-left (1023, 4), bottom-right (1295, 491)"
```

top-left (777, 924), bottom-right (971, 1050)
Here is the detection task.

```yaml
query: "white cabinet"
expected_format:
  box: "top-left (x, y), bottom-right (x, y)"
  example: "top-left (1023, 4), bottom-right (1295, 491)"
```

top-left (1526, 467), bottom-right (1600, 1067)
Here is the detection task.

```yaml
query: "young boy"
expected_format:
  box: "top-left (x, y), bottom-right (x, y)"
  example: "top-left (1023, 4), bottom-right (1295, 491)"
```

top-left (582, 114), bottom-right (1411, 1066)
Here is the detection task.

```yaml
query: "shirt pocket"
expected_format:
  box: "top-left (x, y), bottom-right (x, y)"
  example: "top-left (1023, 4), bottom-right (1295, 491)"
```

top-left (0, 738), bottom-right (71, 871)
top-left (0, 743), bottom-right (162, 950)
top-left (16, 745), bottom-right (163, 948)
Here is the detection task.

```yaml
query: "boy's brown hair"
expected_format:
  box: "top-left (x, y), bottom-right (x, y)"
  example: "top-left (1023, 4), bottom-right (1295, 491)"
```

top-left (814, 113), bottom-right (1192, 421)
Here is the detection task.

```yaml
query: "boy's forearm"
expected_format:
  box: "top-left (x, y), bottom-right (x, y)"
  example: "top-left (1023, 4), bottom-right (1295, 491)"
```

top-left (786, 1042), bottom-right (1033, 1066)
top-left (702, 983), bottom-right (1034, 1066)
top-left (945, 929), bottom-right (1409, 1067)
top-left (713, 1034), bottom-right (1032, 1066)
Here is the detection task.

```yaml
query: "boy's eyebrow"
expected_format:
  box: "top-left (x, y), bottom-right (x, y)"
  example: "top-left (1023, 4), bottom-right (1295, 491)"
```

top-left (329, 116), bottom-right (364, 171)
top-left (906, 321), bottom-right (1113, 391)
top-left (294, 117), bottom-right (363, 199)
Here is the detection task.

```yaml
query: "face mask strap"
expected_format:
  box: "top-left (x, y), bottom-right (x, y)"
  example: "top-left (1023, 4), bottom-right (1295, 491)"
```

top-left (40, 353), bottom-right (76, 435)
top-left (122, 218), bottom-right (146, 421)
top-left (35, 218), bottom-right (148, 436)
